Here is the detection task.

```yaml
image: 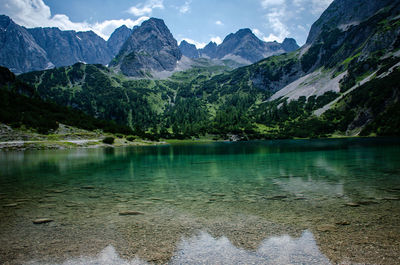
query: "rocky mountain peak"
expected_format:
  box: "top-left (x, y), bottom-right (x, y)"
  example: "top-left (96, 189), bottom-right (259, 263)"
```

top-left (0, 15), bottom-right (52, 73)
top-left (107, 25), bottom-right (133, 55)
top-left (0, 15), bottom-right (12, 29)
top-left (199, 41), bottom-right (218, 58)
top-left (179, 40), bottom-right (200, 58)
top-left (110, 17), bottom-right (182, 77)
top-left (282, 38), bottom-right (299, 52)
top-left (306, 0), bottom-right (395, 44)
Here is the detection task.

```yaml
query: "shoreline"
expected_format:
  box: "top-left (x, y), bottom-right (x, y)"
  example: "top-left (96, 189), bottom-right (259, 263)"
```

top-left (0, 138), bottom-right (166, 152)
top-left (1, 135), bottom-right (398, 152)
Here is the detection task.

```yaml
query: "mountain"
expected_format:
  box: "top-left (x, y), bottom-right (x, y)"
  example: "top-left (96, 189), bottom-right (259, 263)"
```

top-left (0, 65), bottom-right (132, 135)
top-left (179, 40), bottom-right (200, 58)
top-left (110, 18), bottom-right (182, 77)
top-left (181, 29), bottom-right (299, 64)
top-left (15, 0), bottom-right (400, 139)
top-left (107, 25), bottom-right (133, 56)
top-left (0, 15), bottom-right (53, 73)
top-left (199, 41), bottom-right (218, 58)
top-left (28, 27), bottom-right (113, 67)
top-left (306, 0), bottom-right (395, 45)
top-left (0, 15), bottom-right (134, 73)
top-left (281, 38), bottom-right (299, 51)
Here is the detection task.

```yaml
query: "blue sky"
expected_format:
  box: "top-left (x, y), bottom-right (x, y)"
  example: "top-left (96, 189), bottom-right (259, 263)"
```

top-left (0, 0), bottom-right (333, 47)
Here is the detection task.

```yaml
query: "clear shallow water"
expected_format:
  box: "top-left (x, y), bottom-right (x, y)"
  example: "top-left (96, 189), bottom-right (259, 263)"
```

top-left (0, 138), bottom-right (399, 264)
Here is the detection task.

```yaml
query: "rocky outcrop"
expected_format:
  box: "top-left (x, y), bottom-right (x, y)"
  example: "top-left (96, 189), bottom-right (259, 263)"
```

top-left (28, 27), bottom-right (113, 67)
top-left (199, 42), bottom-right (218, 58)
top-left (282, 38), bottom-right (299, 52)
top-left (179, 40), bottom-right (199, 58)
top-left (306, 0), bottom-right (395, 44)
top-left (0, 15), bottom-right (53, 73)
top-left (110, 18), bottom-right (182, 77)
top-left (0, 15), bottom-right (135, 73)
top-left (183, 28), bottom-right (299, 64)
top-left (107, 25), bottom-right (133, 56)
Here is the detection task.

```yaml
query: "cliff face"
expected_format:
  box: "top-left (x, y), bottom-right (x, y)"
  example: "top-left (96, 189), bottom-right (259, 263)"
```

top-left (179, 40), bottom-right (200, 58)
top-left (28, 27), bottom-right (113, 67)
top-left (110, 18), bottom-right (182, 77)
top-left (0, 15), bottom-right (53, 73)
top-left (0, 15), bottom-right (134, 73)
top-left (183, 29), bottom-right (299, 64)
top-left (107, 25), bottom-right (133, 56)
top-left (306, 0), bottom-right (395, 44)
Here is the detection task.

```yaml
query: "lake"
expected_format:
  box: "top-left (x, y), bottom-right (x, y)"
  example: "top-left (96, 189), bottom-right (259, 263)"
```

top-left (0, 138), bottom-right (399, 264)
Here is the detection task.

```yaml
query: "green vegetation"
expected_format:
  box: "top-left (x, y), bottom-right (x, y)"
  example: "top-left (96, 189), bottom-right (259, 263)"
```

top-left (0, 66), bottom-right (133, 135)
top-left (8, 4), bottom-right (400, 140)
top-left (102, 137), bottom-right (115, 144)
top-left (126, 135), bottom-right (137, 141)
top-left (15, 54), bottom-right (400, 140)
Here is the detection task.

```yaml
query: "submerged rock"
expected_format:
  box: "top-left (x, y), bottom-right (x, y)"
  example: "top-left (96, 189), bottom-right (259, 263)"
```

top-left (211, 193), bottom-right (226, 197)
top-left (267, 195), bottom-right (288, 200)
top-left (3, 203), bottom-right (19, 207)
top-left (344, 202), bottom-right (360, 207)
top-left (119, 211), bottom-right (144, 216)
top-left (357, 200), bottom-right (379, 205)
top-left (382, 197), bottom-right (400, 201)
top-left (33, 218), bottom-right (53, 224)
top-left (81, 186), bottom-right (95, 190)
top-left (335, 221), bottom-right (351, 226)
top-left (317, 224), bottom-right (336, 232)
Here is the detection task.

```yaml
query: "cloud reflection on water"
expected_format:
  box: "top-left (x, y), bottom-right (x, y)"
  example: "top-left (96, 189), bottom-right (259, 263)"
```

top-left (46, 230), bottom-right (330, 265)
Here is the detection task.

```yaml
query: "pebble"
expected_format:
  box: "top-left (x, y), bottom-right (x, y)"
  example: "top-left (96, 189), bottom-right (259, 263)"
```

top-left (357, 200), bottom-right (379, 205)
top-left (345, 202), bottom-right (360, 207)
top-left (33, 218), bottom-right (53, 224)
top-left (335, 221), bottom-right (351, 226)
top-left (268, 195), bottom-right (288, 200)
top-left (3, 203), bottom-right (19, 207)
top-left (119, 211), bottom-right (144, 216)
top-left (211, 193), bottom-right (225, 197)
top-left (317, 224), bottom-right (336, 232)
top-left (50, 189), bottom-right (66, 193)
top-left (16, 199), bottom-right (29, 202)
top-left (382, 197), bottom-right (400, 201)
top-left (81, 186), bottom-right (95, 190)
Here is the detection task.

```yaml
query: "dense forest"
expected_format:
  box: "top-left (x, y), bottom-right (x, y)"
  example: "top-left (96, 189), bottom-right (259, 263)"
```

top-left (0, 66), bottom-right (133, 135)
top-left (14, 58), bottom-right (400, 140)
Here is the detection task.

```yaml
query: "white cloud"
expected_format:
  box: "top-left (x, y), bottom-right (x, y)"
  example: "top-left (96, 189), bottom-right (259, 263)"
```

top-left (91, 17), bottom-right (149, 40)
top-left (260, 0), bottom-right (285, 8)
top-left (310, 0), bottom-right (333, 15)
top-left (297, 24), bottom-right (306, 31)
top-left (215, 20), bottom-right (223, 26)
top-left (263, 9), bottom-right (289, 42)
top-left (210, 36), bottom-right (222, 45)
top-left (180, 38), bottom-right (206, 49)
top-left (254, 28), bottom-right (281, 43)
top-left (252, 28), bottom-right (264, 39)
top-left (179, 0), bottom-right (192, 14)
top-left (179, 36), bottom-right (222, 49)
top-left (293, 0), bottom-right (333, 15)
top-left (0, 0), bottom-right (149, 40)
top-left (127, 0), bottom-right (164, 16)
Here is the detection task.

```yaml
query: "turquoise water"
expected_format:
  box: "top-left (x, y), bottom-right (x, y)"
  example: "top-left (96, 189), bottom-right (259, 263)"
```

top-left (0, 138), bottom-right (399, 264)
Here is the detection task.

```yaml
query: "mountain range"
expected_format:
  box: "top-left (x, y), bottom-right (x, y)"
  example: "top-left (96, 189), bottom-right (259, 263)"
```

top-left (0, 15), bottom-right (298, 75)
top-left (180, 29), bottom-right (298, 64)
top-left (1, 0), bottom-right (400, 139)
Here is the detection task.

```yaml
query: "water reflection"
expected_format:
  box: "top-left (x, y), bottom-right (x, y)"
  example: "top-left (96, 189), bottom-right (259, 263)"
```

top-left (39, 231), bottom-right (330, 265)
top-left (170, 230), bottom-right (330, 265)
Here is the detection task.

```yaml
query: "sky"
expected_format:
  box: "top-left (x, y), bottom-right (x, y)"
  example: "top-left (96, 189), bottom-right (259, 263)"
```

top-left (0, 0), bottom-right (333, 47)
